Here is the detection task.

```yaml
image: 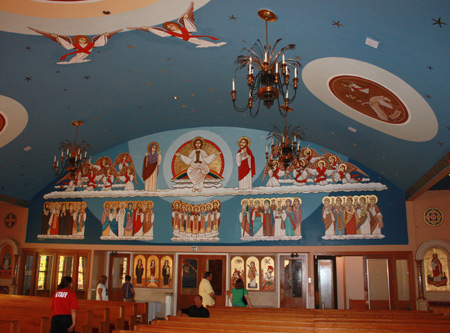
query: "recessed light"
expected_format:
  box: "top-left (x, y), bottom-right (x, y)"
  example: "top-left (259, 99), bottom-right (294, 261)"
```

top-left (173, 96), bottom-right (178, 100)
top-left (23, 146), bottom-right (32, 151)
top-left (348, 126), bottom-right (357, 133)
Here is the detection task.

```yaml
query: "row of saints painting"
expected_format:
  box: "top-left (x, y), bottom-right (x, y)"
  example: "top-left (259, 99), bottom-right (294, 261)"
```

top-left (34, 125), bottom-right (397, 245)
top-left (133, 255), bottom-right (173, 289)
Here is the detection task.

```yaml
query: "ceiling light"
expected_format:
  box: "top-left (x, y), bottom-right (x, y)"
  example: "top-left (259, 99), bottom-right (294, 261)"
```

top-left (231, 9), bottom-right (301, 118)
top-left (52, 120), bottom-right (90, 177)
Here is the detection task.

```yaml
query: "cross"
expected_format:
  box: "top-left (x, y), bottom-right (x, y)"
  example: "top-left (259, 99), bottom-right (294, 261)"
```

top-left (5, 214), bottom-right (16, 228)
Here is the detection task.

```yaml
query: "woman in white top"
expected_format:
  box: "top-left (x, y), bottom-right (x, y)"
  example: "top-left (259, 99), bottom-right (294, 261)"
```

top-left (96, 275), bottom-right (109, 301)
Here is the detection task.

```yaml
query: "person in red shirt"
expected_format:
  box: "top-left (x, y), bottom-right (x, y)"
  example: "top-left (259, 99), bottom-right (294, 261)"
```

top-left (51, 276), bottom-right (79, 333)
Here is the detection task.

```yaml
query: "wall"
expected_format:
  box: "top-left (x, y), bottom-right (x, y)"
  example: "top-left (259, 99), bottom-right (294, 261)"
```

top-left (410, 190), bottom-right (450, 246)
top-left (0, 202), bottom-right (28, 292)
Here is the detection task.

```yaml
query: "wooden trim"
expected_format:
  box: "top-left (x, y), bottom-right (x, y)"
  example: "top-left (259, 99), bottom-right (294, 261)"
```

top-left (406, 152), bottom-right (450, 200)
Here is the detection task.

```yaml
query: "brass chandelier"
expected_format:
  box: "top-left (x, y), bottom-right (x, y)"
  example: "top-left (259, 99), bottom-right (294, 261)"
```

top-left (53, 120), bottom-right (90, 176)
top-left (231, 9), bottom-right (301, 118)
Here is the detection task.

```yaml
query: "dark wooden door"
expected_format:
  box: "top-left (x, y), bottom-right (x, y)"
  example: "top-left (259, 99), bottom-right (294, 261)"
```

top-left (177, 255), bottom-right (226, 311)
top-left (280, 255), bottom-right (307, 308)
top-left (108, 253), bottom-right (130, 301)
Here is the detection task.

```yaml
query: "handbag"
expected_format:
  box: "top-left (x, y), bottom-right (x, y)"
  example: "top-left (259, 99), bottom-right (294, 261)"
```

top-left (242, 290), bottom-right (248, 305)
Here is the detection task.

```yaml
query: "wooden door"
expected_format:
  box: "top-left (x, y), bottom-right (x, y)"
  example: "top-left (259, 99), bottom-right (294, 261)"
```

top-left (177, 255), bottom-right (226, 311)
top-left (108, 253), bottom-right (130, 301)
top-left (280, 255), bottom-right (307, 308)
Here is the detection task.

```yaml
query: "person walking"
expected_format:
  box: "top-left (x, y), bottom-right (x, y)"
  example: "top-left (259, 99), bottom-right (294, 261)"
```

top-left (50, 276), bottom-right (79, 333)
top-left (96, 275), bottom-right (109, 301)
top-left (122, 275), bottom-right (135, 302)
top-left (230, 278), bottom-right (253, 307)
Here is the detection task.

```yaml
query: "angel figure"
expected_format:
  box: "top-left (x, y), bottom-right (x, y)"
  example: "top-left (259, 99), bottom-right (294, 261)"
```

top-left (83, 167), bottom-right (102, 191)
top-left (334, 163), bottom-right (369, 184)
top-left (310, 159), bottom-right (330, 185)
top-left (101, 167), bottom-right (118, 191)
top-left (119, 166), bottom-right (137, 191)
top-left (128, 1), bottom-right (226, 48)
top-left (92, 157), bottom-right (113, 175)
top-left (300, 146), bottom-right (320, 167)
top-left (28, 27), bottom-right (122, 65)
top-left (265, 160), bottom-right (285, 187)
top-left (114, 152), bottom-right (135, 173)
top-left (57, 170), bottom-right (84, 191)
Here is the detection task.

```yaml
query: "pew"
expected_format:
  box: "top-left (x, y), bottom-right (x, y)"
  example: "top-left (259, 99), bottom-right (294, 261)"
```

top-left (0, 319), bottom-right (20, 333)
top-left (0, 294), bottom-right (147, 331)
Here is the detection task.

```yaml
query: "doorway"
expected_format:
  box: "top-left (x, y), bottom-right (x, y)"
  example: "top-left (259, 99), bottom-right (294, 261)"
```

top-left (314, 256), bottom-right (337, 309)
top-left (279, 255), bottom-right (307, 308)
top-left (177, 254), bottom-right (226, 311)
top-left (108, 253), bottom-right (130, 301)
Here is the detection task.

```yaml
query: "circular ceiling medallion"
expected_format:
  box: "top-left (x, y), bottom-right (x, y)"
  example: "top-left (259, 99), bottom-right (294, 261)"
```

top-left (424, 207), bottom-right (444, 227)
top-left (0, 113), bottom-right (6, 134)
top-left (0, 96), bottom-right (28, 148)
top-left (302, 57), bottom-right (438, 142)
top-left (329, 75), bottom-right (409, 124)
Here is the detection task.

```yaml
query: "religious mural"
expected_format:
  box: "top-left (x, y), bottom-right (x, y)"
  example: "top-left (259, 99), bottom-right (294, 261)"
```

top-left (128, 2), bottom-right (227, 49)
top-left (321, 195), bottom-right (384, 240)
top-left (56, 153), bottom-right (137, 192)
top-left (38, 201), bottom-right (87, 239)
top-left (231, 256), bottom-right (275, 292)
top-left (28, 27), bottom-right (122, 65)
top-left (172, 136), bottom-right (224, 192)
top-left (246, 256), bottom-right (260, 291)
top-left (133, 254), bottom-right (173, 289)
top-left (425, 248), bottom-right (450, 292)
top-left (261, 256), bottom-right (275, 291)
top-left (31, 127), bottom-right (406, 247)
top-left (0, 245), bottom-right (13, 279)
top-left (240, 197), bottom-right (302, 241)
top-left (171, 199), bottom-right (221, 242)
top-left (100, 200), bottom-right (155, 240)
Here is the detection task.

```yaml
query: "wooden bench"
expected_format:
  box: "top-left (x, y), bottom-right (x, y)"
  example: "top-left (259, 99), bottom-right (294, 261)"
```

top-left (0, 294), bottom-right (147, 331)
top-left (0, 319), bottom-right (20, 333)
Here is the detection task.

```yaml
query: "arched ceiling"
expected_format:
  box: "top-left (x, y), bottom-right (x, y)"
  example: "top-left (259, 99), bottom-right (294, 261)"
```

top-left (0, 0), bottom-right (449, 201)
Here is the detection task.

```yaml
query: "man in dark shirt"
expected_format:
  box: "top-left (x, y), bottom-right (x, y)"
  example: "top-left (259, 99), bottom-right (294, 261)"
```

top-left (177, 295), bottom-right (210, 318)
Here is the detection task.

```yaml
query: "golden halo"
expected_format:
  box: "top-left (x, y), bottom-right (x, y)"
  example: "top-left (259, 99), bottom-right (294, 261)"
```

top-left (103, 201), bottom-right (110, 208)
top-left (163, 21), bottom-right (182, 31)
top-left (339, 163), bottom-right (347, 171)
top-left (191, 136), bottom-right (205, 149)
top-left (237, 136), bottom-right (251, 148)
top-left (147, 141), bottom-right (159, 153)
top-left (369, 195), bottom-right (378, 203)
top-left (241, 198), bottom-right (249, 206)
top-left (73, 35), bottom-right (90, 44)
top-left (43, 202), bottom-right (49, 209)
top-left (294, 197), bottom-right (302, 204)
top-left (147, 201), bottom-right (154, 208)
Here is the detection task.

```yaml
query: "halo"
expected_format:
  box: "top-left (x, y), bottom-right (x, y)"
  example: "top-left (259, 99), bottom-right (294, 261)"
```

top-left (147, 141), bottom-right (159, 153)
top-left (163, 21), bottom-right (182, 31)
top-left (237, 136), bottom-right (251, 148)
top-left (73, 35), bottom-right (90, 44)
top-left (147, 201), bottom-right (154, 208)
top-left (339, 163), bottom-right (347, 171)
top-left (369, 195), bottom-right (378, 203)
top-left (191, 136), bottom-right (205, 149)
top-left (103, 201), bottom-right (110, 208)
top-left (241, 198), bottom-right (249, 206)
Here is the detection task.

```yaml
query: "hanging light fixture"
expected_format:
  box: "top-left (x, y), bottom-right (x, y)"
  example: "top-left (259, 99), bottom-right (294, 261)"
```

top-left (265, 113), bottom-right (304, 170)
top-left (52, 120), bottom-right (90, 176)
top-left (231, 9), bottom-right (301, 118)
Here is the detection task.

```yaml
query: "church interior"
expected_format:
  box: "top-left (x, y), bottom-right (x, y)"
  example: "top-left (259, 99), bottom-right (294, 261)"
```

top-left (0, 0), bottom-right (449, 330)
